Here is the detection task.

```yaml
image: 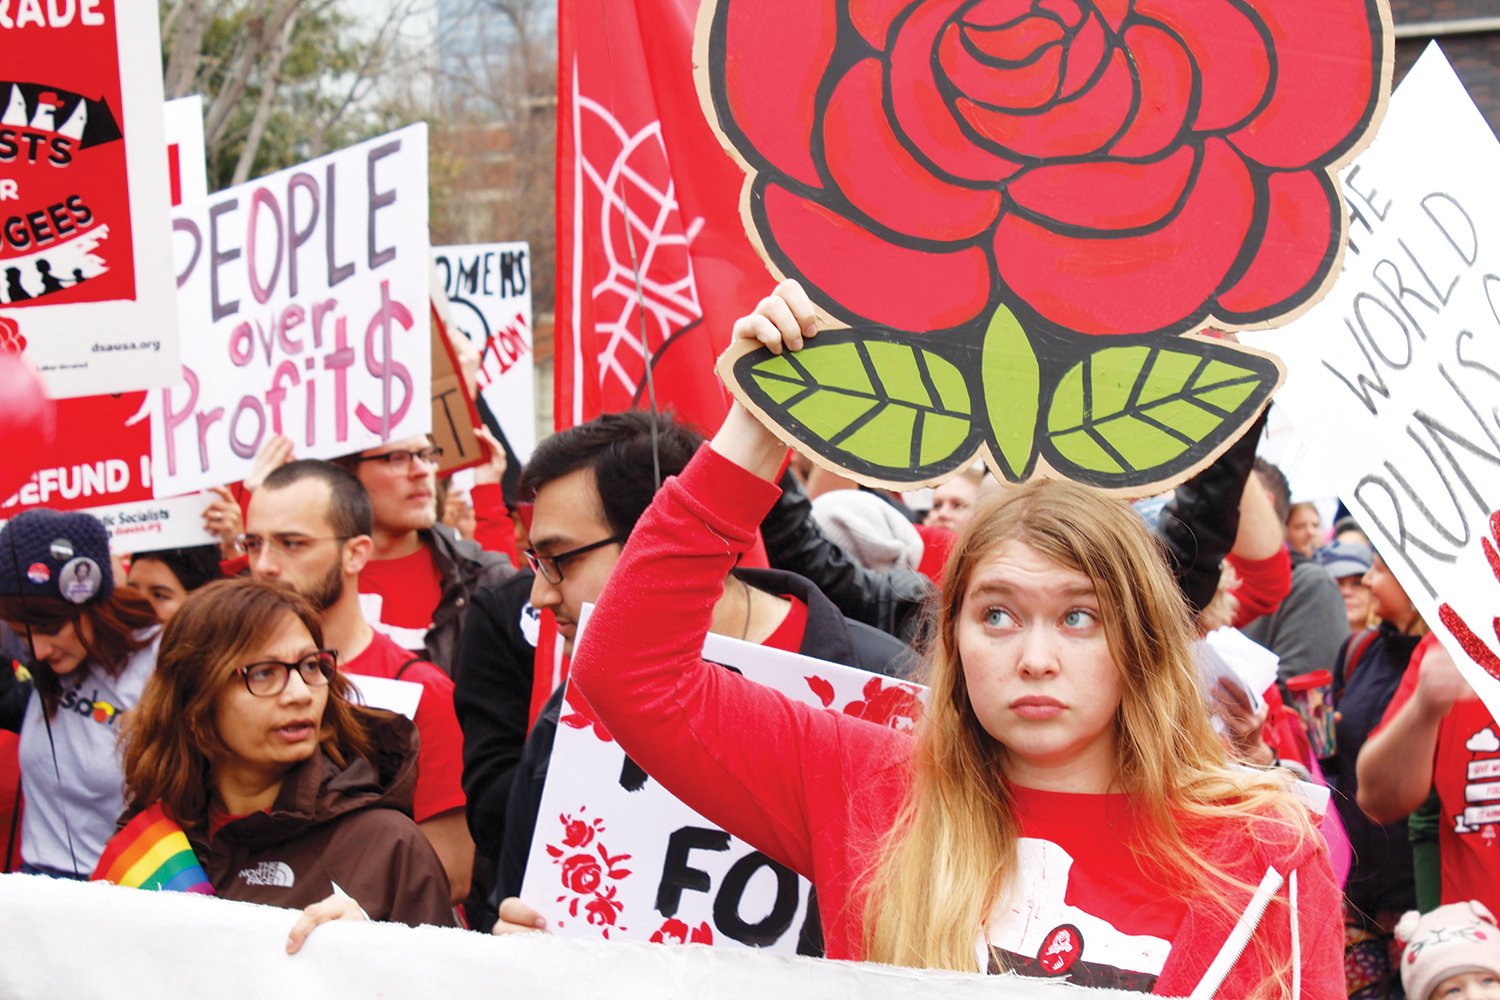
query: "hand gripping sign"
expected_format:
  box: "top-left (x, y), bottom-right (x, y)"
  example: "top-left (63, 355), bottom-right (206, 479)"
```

top-left (703, 0), bottom-right (1394, 493)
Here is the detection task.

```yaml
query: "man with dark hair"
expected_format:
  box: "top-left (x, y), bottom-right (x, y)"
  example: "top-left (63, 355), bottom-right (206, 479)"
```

top-left (340, 435), bottom-right (513, 676)
top-left (454, 410), bottom-right (910, 930)
top-left (1242, 458), bottom-right (1347, 682)
top-left (245, 459), bottom-right (475, 905)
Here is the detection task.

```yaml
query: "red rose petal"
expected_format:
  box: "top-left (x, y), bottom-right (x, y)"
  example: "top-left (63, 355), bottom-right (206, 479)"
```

top-left (1092, 0), bottom-right (1131, 32)
top-left (1109, 24), bottom-right (1195, 158)
top-left (762, 183), bottom-right (993, 332)
top-left (1217, 170), bottom-right (1337, 319)
top-left (1228, 1), bottom-right (1380, 168)
top-left (1058, 13), bottom-right (1107, 99)
top-left (993, 138), bottom-right (1254, 335)
top-left (849, 0), bottom-right (920, 50)
top-left (942, 24), bottom-right (1063, 111)
top-left (1132, 0), bottom-right (1271, 133)
top-left (961, 17), bottom-right (1064, 62)
top-left (891, 0), bottom-right (1032, 181)
top-left (722, 1), bottom-right (839, 189)
top-left (1006, 146), bottom-right (1197, 231)
top-left (1039, 0), bottom-right (1085, 29)
top-left (956, 48), bottom-right (1134, 160)
top-left (825, 58), bottom-right (1004, 240)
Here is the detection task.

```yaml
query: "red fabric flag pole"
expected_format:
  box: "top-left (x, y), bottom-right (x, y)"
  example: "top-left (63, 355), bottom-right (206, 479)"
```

top-left (554, 0), bottom-right (771, 434)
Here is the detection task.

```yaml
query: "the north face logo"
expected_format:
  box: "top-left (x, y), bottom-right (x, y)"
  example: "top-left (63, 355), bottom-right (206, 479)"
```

top-left (239, 861), bottom-right (295, 888)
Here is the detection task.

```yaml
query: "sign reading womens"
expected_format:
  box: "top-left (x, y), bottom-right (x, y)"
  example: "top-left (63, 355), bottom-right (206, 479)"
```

top-left (151, 125), bottom-right (431, 496)
top-left (524, 625), bottom-right (923, 954)
top-left (432, 242), bottom-right (536, 460)
top-left (0, 0), bottom-right (179, 398)
top-left (1241, 47), bottom-right (1500, 724)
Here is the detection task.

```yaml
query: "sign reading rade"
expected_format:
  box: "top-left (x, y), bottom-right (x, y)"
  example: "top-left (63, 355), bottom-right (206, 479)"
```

top-left (1242, 47), bottom-right (1500, 724)
top-left (0, 0), bottom-right (180, 398)
top-left (523, 622), bottom-right (923, 954)
top-left (150, 125), bottom-right (431, 496)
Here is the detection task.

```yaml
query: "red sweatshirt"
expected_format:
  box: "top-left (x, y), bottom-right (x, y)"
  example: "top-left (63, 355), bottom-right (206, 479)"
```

top-left (572, 446), bottom-right (1342, 996)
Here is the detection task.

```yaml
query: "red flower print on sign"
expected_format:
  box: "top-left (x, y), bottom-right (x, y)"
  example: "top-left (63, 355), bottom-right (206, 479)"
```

top-left (842, 677), bottom-right (924, 732)
top-left (559, 684), bottom-right (615, 744)
top-left (546, 807), bottom-right (632, 939)
top-left (650, 917), bottom-right (714, 946)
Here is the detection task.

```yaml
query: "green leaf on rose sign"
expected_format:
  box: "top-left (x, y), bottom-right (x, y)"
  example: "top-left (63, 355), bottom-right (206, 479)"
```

top-left (734, 329), bottom-right (980, 483)
top-left (1044, 340), bottom-right (1279, 488)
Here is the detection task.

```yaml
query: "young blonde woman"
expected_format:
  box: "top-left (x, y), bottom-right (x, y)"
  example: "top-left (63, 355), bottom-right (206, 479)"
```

top-left (497, 282), bottom-right (1340, 996)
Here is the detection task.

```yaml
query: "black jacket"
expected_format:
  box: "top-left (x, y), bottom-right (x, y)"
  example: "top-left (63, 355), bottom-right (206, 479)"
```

top-left (453, 570), bottom-right (537, 859)
top-left (760, 471), bottom-right (934, 641)
top-left (422, 524), bottom-right (514, 678)
top-left (492, 566), bottom-right (912, 915)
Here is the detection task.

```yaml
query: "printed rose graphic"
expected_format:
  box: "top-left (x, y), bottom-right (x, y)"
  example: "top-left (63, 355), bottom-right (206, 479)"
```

top-left (651, 917), bottom-right (715, 945)
top-left (560, 853), bottom-right (603, 895)
top-left (585, 886), bottom-right (624, 928)
top-left (842, 677), bottom-right (923, 732)
top-left (703, 0), bottom-right (1390, 492)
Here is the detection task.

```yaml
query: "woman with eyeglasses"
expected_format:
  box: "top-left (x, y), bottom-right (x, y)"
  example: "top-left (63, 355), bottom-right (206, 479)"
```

top-left (0, 509), bottom-right (161, 879)
top-left (113, 577), bottom-right (455, 950)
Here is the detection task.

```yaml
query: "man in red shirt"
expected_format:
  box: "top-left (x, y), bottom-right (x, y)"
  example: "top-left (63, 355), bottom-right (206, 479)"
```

top-left (342, 435), bottom-right (513, 675)
top-left (1358, 636), bottom-right (1500, 911)
top-left (244, 460), bottom-right (475, 905)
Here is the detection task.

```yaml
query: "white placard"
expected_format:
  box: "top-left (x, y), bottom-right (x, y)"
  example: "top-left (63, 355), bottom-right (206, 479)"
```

top-left (522, 615), bottom-right (924, 953)
top-left (92, 492), bottom-right (218, 554)
top-left (0, 875), bottom-right (1144, 999)
top-left (162, 95), bottom-right (208, 207)
top-left (1241, 46), bottom-right (1500, 724)
top-left (149, 125), bottom-right (432, 496)
top-left (432, 242), bottom-right (536, 460)
top-left (345, 675), bottom-right (423, 720)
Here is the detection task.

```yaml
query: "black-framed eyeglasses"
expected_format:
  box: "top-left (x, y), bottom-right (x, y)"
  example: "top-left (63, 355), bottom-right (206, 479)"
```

top-left (524, 535), bottom-right (625, 585)
top-left (235, 650), bottom-right (338, 697)
top-left (236, 534), bottom-right (351, 558)
top-left (353, 446), bottom-right (444, 470)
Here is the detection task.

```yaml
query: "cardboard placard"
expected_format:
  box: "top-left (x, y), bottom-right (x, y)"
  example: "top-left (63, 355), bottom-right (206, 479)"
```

top-left (698, 1), bottom-right (1394, 493)
top-left (430, 298), bottom-right (483, 476)
top-left (148, 125), bottom-right (432, 496)
top-left (2, 0), bottom-right (181, 398)
top-left (1240, 46), bottom-right (1500, 727)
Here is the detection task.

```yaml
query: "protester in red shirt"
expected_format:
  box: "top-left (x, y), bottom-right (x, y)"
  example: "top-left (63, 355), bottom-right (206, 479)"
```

top-left (1358, 636), bottom-right (1500, 914)
top-left (243, 460), bottom-right (473, 905)
top-left (495, 282), bottom-right (1340, 997)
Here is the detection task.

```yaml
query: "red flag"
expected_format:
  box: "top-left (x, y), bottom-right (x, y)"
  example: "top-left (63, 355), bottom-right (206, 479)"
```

top-left (555, 0), bottom-right (771, 433)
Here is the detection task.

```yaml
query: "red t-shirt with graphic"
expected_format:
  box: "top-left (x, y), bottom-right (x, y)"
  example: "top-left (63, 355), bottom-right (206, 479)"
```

top-left (343, 631), bottom-right (466, 824)
top-left (1377, 635), bottom-right (1500, 911)
top-left (359, 547), bottom-right (443, 644)
top-left (984, 786), bottom-right (1186, 990)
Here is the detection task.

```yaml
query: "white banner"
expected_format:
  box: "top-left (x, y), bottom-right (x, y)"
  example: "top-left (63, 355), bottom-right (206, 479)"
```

top-left (0, 875), bottom-right (1143, 999)
top-left (432, 242), bottom-right (536, 460)
top-left (150, 125), bottom-right (432, 496)
top-left (90, 492), bottom-right (217, 554)
top-left (522, 623), bottom-right (924, 954)
top-left (1242, 46), bottom-right (1500, 724)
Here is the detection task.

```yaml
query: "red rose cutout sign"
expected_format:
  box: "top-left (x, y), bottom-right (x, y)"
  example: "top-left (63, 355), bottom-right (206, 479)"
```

top-left (700, 0), bottom-right (1394, 492)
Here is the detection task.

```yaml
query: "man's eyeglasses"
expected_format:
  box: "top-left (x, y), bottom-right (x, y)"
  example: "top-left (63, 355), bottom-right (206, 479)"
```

top-left (235, 650), bottom-right (338, 697)
top-left (354, 446), bottom-right (444, 471)
top-left (525, 535), bottom-right (625, 585)
top-left (236, 534), bottom-right (350, 558)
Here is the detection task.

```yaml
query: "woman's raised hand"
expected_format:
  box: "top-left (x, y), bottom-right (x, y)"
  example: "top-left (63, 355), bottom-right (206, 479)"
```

top-left (732, 279), bottom-right (819, 356)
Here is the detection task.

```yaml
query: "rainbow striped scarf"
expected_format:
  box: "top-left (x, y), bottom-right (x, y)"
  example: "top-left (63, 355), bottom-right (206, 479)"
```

top-left (91, 802), bottom-right (214, 895)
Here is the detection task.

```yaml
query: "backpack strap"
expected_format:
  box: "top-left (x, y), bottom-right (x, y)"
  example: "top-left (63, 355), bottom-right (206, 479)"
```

top-left (1341, 628), bottom-right (1378, 688)
top-left (395, 656), bottom-right (425, 681)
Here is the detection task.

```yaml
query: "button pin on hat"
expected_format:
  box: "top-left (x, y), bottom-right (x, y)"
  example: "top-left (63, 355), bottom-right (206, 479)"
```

top-left (49, 538), bottom-right (74, 562)
top-left (59, 556), bottom-right (102, 605)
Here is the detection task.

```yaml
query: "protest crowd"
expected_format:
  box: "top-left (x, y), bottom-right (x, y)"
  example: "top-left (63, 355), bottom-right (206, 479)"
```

top-left (9, 1), bottom-right (1500, 998)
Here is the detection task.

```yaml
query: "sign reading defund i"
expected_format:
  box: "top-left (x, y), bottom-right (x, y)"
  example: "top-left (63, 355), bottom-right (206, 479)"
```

top-left (150, 125), bottom-right (431, 496)
top-left (1242, 47), bottom-right (1500, 725)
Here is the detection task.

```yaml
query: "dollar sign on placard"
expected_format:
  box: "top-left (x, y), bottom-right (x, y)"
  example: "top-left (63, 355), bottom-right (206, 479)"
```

top-left (355, 278), bottom-right (414, 437)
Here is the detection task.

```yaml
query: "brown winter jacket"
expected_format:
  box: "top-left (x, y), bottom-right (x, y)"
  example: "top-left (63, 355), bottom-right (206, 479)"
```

top-left (186, 711), bottom-right (456, 928)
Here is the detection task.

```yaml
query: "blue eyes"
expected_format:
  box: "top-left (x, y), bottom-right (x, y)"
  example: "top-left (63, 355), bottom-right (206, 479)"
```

top-left (983, 608), bottom-right (1095, 628)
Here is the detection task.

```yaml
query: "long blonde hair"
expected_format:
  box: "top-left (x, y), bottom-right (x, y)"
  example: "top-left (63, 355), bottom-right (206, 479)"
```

top-left (861, 478), bottom-right (1314, 996)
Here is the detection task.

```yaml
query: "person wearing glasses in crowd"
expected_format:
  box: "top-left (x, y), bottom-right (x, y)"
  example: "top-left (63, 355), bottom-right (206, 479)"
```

top-left (0, 510), bottom-right (161, 878)
top-left (241, 459), bottom-right (474, 906)
top-left (467, 409), bottom-right (909, 931)
top-left (115, 578), bottom-right (455, 951)
top-left (339, 436), bottom-right (513, 676)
